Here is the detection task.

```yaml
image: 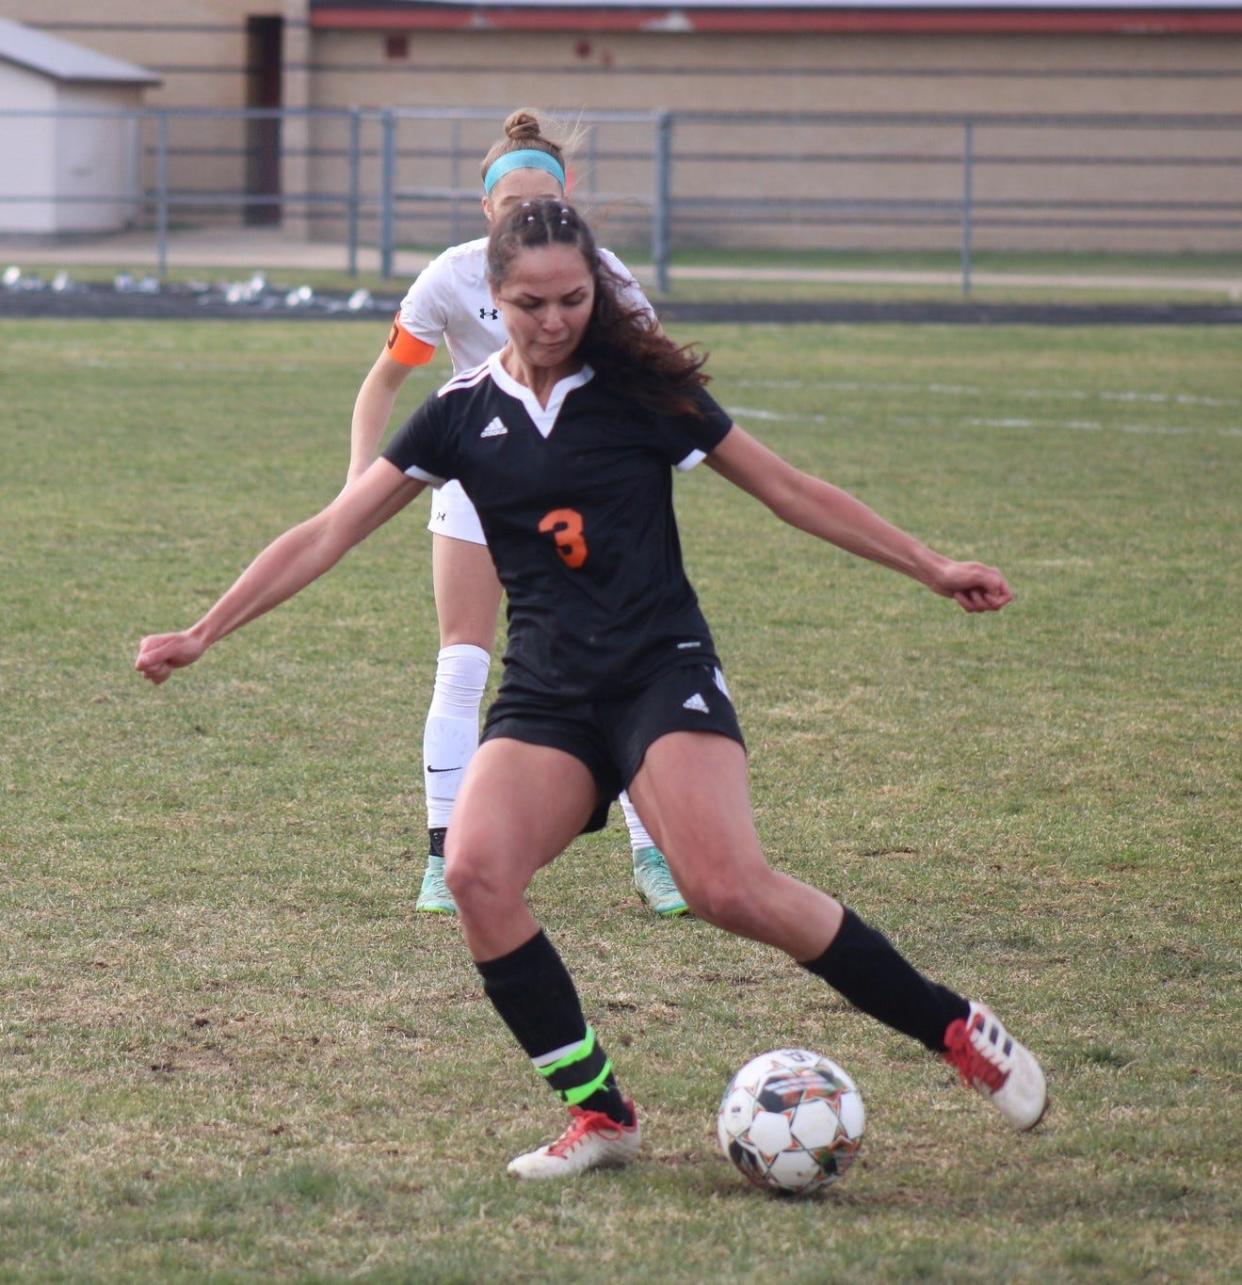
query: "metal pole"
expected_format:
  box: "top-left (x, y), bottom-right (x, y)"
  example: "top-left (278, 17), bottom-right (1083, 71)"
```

top-left (380, 110), bottom-right (396, 280)
top-left (450, 117), bottom-right (462, 245)
top-left (653, 111), bottom-right (672, 295)
top-left (156, 112), bottom-right (169, 278)
top-left (588, 123), bottom-right (599, 202)
top-left (130, 109), bottom-right (142, 231)
top-left (347, 109), bottom-right (360, 277)
top-left (961, 119), bottom-right (974, 298)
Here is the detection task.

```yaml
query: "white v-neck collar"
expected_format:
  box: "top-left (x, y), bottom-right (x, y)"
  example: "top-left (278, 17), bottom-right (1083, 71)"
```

top-left (488, 351), bottom-right (594, 439)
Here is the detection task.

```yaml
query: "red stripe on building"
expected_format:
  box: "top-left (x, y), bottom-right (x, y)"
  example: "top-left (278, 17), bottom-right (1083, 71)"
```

top-left (310, 7), bottom-right (1242, 36)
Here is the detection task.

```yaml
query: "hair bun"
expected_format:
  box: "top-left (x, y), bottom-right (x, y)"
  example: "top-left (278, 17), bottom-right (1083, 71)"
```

top-left (504, 109), bottom-right (542, 142)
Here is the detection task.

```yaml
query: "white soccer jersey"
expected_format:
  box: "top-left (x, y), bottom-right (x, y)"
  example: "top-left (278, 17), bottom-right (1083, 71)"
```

top-left (394, 237), bottom-right (652, 375)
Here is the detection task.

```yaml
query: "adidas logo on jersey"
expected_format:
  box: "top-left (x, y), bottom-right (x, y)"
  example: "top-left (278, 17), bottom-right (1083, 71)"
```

top-left (480, 417), bottom-right (509, 438)
top-left (682, 692), bottom-right (710, 714)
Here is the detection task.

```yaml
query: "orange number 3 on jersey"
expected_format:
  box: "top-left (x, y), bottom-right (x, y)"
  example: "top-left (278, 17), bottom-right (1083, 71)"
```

top-left (538, 508), bottom-right (588, 568)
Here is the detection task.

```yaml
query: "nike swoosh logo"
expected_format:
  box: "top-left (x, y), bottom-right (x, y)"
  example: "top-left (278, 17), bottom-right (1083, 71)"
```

top-left (425, 765), bottom-right (463, 773)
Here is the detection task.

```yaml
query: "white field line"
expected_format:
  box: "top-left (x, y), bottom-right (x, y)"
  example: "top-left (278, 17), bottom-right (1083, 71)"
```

top-left (729, 377), bottom-right (1237, 409)
top-left (725, 405), bottom-right (831, 424)
top-left (726, 404), bottom-right (1242, 438)
top-left (959, 418), bottom-right (1242, 437)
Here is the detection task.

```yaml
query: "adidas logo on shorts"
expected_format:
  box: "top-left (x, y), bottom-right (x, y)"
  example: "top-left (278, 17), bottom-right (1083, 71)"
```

top-left (480, 417), bottom-right (509, 438)
top-left (682, 692), bottom-right (710, 714)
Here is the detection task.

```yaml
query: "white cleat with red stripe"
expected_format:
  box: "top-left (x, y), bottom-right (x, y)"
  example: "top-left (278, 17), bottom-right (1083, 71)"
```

top-left (507, 1102), bottom-right (641, 1179)
top-left (943, 1002), bottom-right (1048, 1131)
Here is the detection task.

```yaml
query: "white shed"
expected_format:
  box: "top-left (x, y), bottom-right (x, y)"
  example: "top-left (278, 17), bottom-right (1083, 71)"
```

top-left (0, 17), bottom-right (160, 234)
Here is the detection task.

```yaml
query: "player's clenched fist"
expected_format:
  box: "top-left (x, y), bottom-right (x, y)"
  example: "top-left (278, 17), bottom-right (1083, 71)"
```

top-left (931, 560), bottom-right (1013, 614)
top-left (135, 631), bottom-right (206, 684)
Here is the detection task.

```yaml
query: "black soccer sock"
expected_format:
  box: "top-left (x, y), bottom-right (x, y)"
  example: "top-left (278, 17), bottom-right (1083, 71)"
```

top-left (428, 827), bottom-right (447, 859)
top-left (801, 908), bottom-right (970, 1053)
top-left (476, 930), bottom-right (633, 1125)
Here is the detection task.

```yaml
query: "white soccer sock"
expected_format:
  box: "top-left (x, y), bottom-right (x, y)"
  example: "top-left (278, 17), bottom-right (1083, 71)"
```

top-left (423, 643), bottom-right (491, 832)
top-left (619, 790), bottom-right (655, 854)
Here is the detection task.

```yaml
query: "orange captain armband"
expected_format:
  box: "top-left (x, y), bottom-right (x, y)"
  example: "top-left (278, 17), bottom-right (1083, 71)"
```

top-left (385, 314), bottom-right (436, 366)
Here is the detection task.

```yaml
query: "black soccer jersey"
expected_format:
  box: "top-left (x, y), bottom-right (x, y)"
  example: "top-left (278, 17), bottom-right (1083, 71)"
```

top-left (383, 352), bottom-right (735, 702)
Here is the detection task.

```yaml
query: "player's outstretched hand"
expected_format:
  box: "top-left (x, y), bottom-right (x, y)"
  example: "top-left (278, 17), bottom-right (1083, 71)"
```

top-left (932, 560), bottom-right (1013, 613)
top-left (135, 631), bottom-right (206, 685)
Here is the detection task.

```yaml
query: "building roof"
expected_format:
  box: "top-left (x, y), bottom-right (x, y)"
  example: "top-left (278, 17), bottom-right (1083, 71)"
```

top-left (312, 0), bottom-right (1242, 7)
top-left (310, 2), bottom-right (1242, 35)
top-left (0, 16), bottom-right (161, 85)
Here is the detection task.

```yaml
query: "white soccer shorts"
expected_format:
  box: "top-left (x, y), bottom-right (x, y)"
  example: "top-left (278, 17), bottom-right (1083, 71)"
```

top-left (426, 479), bottom-right (487, 545)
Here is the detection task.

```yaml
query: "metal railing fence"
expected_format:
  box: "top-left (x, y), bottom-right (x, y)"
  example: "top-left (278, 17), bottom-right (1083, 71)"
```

top-left (1, 104), bottom-right (1239, 294)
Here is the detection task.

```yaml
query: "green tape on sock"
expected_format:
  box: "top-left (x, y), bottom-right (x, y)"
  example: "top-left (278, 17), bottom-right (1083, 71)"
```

top-left (535, 1026), bottom-right (596, 1077)
top-left (563, 1059), bottom-right (613, 1107)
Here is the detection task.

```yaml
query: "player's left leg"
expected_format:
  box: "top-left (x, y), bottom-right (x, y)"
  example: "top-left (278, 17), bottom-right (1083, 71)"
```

top-left (446, 738), bottom-right (642, 1176)
top-left (618, 790), bottom-right (687, 919)
top-left (627, 732), bottom-right (1047, 1130)
top-left (416, 529), bottom-right (503, 915)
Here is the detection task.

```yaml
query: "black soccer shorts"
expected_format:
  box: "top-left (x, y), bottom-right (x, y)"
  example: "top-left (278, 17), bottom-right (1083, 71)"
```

top-left (481, 661), bottom-right (746, 832)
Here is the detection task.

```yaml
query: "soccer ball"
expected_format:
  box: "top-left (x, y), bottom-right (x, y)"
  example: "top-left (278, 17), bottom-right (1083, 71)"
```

top-left (717, 1048), bottom-right (864, 1195)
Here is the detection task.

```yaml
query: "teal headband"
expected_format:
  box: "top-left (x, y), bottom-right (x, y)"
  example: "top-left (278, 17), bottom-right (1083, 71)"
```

top-left (483, 149), bottom-right (566, 195)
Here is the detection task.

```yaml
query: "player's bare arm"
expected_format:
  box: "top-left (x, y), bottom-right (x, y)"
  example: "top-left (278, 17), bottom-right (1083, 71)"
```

top-left (137, 460), bottom-right (425, 684)
top-left (347, 346), bottom-right (430, 483)
top-left (706, 424), bottom-right (1012, 613)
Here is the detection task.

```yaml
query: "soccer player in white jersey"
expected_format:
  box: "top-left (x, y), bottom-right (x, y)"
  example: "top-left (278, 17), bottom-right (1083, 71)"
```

top-left (137, 199), bottom-right (1047, 1181)
top-left (345, 109), bottom-right (686, 918)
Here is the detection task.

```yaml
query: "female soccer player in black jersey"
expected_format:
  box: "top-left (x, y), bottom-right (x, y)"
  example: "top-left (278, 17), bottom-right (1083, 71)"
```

top-left (137, 199), bottom-right (1047, 1180)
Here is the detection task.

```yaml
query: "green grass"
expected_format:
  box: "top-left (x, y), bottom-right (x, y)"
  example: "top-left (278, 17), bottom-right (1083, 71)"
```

top-left (1, 319), bottom-right (1239, 1281)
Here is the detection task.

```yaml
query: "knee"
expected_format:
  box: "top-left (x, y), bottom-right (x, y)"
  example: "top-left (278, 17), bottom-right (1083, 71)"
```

top-left (443, 847), bottom-right (491, 908)
top-left (443, 840), bottom-right (520, 913)
top-left (679, 871), bottom-right (758, 934)
top-left (431, 643), bottom-right (491, 704)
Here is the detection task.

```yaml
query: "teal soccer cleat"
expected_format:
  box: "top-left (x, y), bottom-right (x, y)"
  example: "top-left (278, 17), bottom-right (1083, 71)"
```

top-left (415, 853), bottom-right (457, 915)
top-left (632, 846), bottom-right (688, 918)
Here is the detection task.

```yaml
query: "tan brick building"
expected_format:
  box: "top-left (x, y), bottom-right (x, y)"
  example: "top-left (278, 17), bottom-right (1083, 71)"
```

top-left (4, 1), bottom-right (1240, 250)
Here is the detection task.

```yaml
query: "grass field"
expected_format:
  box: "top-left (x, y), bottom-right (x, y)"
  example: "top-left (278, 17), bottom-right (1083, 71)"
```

top-left (1, 317), bottom-right (1239, 1282)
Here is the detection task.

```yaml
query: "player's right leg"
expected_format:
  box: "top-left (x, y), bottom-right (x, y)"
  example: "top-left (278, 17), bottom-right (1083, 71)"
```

top-left (416, 523), bottom-right (502, 914)
top-left (627, 731), bottom-right (1047, 1131)
top-left (446, 737), bottom-right (641, 1177)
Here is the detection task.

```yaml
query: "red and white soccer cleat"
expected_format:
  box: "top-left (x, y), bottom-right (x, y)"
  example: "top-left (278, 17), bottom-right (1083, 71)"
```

top-left (507, 1102), bottom-right (641, 1179)
top-left (944, 1002), bottom-right (1048, 1131)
